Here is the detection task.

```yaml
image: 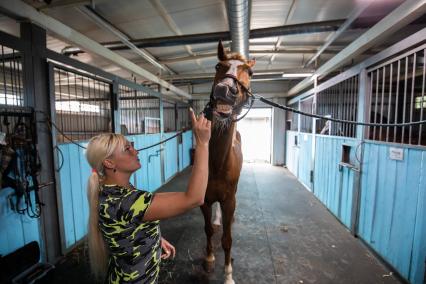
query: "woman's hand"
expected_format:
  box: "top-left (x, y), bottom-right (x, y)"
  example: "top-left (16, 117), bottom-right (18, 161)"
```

top-left (160, 237), bottom-right (176, 259)
top-left (190, 108), bottom-right (211, 146)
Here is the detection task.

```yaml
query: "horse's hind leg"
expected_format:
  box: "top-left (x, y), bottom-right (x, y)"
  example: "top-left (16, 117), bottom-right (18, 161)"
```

top-left (221, 197), bottom-right (236, 284)
top-left (200, 203), bottom-right (215, 272)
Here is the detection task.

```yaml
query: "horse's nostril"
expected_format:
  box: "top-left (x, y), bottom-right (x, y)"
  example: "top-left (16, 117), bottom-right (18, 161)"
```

top-left (214, 84), bottom-right (229, 98)
top-left (230, 85), bottom-right (238, 95)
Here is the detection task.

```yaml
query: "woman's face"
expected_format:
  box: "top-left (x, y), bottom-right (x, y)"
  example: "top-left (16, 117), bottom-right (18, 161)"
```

top-left (108, 140), bottom-right (141, 173)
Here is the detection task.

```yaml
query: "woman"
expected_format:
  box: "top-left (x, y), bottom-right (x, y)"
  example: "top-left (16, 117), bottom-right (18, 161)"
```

top-left (85, 108), bottom-right (211, 283)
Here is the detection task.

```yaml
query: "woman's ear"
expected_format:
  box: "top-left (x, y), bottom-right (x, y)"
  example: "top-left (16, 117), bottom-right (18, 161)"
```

top-left (103, 159), bottom-right (115, 170)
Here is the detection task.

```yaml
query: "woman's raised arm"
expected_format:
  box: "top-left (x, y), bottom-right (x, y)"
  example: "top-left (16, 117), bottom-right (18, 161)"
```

top-left (143, 108), bottom-right (211, 221)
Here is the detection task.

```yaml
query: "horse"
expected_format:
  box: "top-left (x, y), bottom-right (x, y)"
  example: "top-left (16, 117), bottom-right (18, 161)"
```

top-left (200, 41), bottom-right (255, 284)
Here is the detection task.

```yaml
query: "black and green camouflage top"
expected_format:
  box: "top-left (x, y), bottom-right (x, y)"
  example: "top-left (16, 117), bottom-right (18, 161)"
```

top-left (99, 184), bottom-right (161, 284)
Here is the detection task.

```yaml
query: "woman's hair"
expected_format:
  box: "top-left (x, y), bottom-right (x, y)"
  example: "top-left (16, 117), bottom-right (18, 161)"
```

top-left (85, 133), bottom-right (127, 280)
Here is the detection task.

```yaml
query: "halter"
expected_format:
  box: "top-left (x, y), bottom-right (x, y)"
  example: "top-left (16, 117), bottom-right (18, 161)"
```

top-left (203, 71), bottom-right (255, 122)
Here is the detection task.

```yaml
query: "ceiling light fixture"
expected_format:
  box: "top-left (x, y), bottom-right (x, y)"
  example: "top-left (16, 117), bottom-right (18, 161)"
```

top-left (282, 73), bottom-right (313, 78)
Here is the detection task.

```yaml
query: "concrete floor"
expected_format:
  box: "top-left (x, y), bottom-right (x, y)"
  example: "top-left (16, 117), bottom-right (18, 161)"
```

top-left (157, 163), bottom-right (402, 284)
top-left (49, 163), bottom-right (404, 284)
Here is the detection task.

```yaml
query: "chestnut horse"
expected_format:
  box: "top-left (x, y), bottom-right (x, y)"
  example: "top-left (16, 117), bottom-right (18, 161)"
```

top-left (200, 41), bottom-right (255, 284)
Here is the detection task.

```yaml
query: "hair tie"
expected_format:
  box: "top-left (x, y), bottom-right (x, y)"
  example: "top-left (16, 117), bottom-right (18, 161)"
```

top-left (92, 168), bottom-right (97, 174)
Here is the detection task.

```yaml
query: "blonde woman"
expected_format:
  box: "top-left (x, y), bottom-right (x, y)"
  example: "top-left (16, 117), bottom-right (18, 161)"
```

top-left (85, 108), bottom-right (211, 283)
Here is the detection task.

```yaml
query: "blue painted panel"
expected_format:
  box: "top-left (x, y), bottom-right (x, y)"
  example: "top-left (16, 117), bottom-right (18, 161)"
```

top-left (163, 132), bottom-right (178, 181)
top-left (78, 144), bottom-right (90, 234)
top-left (130, 134), bottom-right (162, 192)
top-left (410, 150), bottom-right (426, 284)
top-left (68, 145), bottom-right (85, 242)
top-left (147, 134), bottom-right (162, 192)
top-left (57, 142), bottom-right (92, 250)
top-left (285, 131), bottom-right (298, 177)
top-left (182, 131), bottom-right (192, 169)
top-left (298, 133), bottom-right (312, 190)
top-left (313, 136), bottom-right (357, 229)
top-left (358, 143), bottom-right (426, 283)
top-left (58, 144), bottom-right (76, 248)
top-left (178, 144), bottom-right (183, 171)
top-left (0, 188), bottom-right (41, 256)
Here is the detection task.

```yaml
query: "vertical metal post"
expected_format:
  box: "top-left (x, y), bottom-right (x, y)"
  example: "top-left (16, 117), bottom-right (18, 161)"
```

top-left (409, 53), bottom-right (416, 144)
top-left (21, 22), bottom-right (61, 262)
top-left (111, 80), bottom-right (120, 134)
top-left (358, 69), bottom-right (371, 140)
top-left (158, 85), bottom-right (165, 185)
top-left (419, 49), bottom-right (426, 145)
top-left (394, 60), bottom-right (401, 142)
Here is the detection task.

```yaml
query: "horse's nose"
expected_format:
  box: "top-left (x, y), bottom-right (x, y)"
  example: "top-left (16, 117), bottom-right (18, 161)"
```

top-left (213, 83), bottom-right (235, 104)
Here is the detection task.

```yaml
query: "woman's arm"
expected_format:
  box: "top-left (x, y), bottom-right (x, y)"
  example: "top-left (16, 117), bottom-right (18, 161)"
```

top-left (143, 108), bottom-right (211, 221)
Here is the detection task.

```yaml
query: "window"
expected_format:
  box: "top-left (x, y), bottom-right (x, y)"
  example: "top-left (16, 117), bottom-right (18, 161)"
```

top-left (415, 96), bottom-right (426, 109)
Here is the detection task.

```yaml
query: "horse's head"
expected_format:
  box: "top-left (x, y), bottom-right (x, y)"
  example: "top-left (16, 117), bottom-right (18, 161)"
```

top-left (206, 41), bottom-right (255, 126)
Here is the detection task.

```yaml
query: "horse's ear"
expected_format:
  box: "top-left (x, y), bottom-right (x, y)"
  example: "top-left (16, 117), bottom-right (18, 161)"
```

top-left (247, 58), bottom-right (256, 67)
top-left (218, 40), bottom-right (227, 61)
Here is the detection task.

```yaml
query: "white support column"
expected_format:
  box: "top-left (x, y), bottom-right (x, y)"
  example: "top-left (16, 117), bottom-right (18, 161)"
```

top-left (271, 97), bottom-right (286, 166)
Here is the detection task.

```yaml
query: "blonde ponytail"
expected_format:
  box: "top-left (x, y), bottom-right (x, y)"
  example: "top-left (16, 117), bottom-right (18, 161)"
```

top-left (85, 133), bottom-right (126, 281)
top-left (87, 171), bottom-right (108, 281)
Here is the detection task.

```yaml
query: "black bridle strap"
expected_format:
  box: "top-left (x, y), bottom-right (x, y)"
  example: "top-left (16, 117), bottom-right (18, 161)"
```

top-left (222, 74), bottom-right (254, 98)
top-left (232, 96), bottom-right (255, 122)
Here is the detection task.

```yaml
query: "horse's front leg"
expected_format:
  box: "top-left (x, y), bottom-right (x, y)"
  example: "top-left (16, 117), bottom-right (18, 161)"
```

top-left (200, 203), bottom-right (215, 272)
top-left (221, 197), bottom-right (236, 284)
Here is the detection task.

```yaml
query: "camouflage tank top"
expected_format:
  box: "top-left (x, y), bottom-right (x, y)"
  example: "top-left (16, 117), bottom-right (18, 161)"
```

top-left (99, 184), bottom-right (161, 284)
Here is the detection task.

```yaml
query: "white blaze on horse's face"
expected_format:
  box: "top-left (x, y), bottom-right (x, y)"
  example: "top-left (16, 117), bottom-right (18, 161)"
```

top-left (220, 60), bottom-right (243, 87)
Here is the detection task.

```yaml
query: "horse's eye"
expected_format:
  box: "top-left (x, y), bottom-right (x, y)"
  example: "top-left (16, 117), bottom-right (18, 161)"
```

top-left (215, 64), bottom-right (220, 71)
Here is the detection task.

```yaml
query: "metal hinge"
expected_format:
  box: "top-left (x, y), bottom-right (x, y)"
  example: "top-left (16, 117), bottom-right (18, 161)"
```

top-left (310, 170), bottom-right (314, 183)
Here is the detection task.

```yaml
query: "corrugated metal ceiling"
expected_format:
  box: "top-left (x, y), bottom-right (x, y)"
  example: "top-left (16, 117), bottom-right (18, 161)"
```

top-left (0, 0), bottom-right (423, 97)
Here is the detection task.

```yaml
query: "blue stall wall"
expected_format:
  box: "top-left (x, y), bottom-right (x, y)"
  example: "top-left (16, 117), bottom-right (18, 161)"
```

top-left (129, 134), bottom-right (162, 192)
top-left (56, 130), bottom-right (193, 251)
top-left (57, 142), bottom-right (90, 250)
top-left (358, 142), bottom-right (426, 284)
top-left (314, 136), bottom-right (358, 229)
top-left (298, 133), bottom-right (313, 190)
top-left (163, 132), bottom-right (179, 181)
top-left (285, 131), bottom-right (299, 177)
top-left (0, 189), bottom-right (41, 257)
top-left (180, 131), bottom-right (193, 170)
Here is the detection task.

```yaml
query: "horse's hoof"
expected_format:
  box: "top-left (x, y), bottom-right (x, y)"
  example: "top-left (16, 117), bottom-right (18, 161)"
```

top-left (203, 260), bottom-right (215, 273)
top-left (224, 279), bottom-right (235, 284)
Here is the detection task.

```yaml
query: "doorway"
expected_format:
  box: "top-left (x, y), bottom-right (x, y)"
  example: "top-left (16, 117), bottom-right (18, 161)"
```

top-left (237, 108), bottom-right (272, 163)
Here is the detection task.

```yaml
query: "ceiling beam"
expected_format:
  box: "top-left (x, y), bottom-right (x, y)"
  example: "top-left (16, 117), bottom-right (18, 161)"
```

top-left (159, 49), bottom-right (343, 64)
top-left (288, 0), bottom-right (426, 96)
top-left (77, 5), bottom-right (174, 74)
top-left (0, 0), bottom-right (191, 99)
top-left (160, 68), bottom-right (314, 81)
top-left (61, 19), bottom-right (345, 55)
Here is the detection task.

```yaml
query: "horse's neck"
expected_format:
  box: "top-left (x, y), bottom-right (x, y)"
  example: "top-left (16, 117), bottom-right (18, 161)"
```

top-left (209, 123), bottom-right (236, 171)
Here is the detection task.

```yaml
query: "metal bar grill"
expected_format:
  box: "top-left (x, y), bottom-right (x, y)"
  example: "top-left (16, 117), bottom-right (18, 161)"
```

top-left (367, 47), bottom-right (426, 146)
top-left (0, 45), bottom-right (25, 106)
top-left (163, 100), bottom-right (177, 132)
top-left (176, 102), bottom-right (190, 130)
top-left (300, 97), bottom-right (313, 133)
top-left (316, 75), bottom-right (359, 137)
top-left (54, 66), bottom-right (112, 143)
top-left (286, 102), bottom-right (299, 131)
top-left (119, 85), bottom-right (160, 134)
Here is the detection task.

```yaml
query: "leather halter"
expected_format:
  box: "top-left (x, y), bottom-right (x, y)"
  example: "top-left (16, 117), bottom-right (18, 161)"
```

top-left (203, 71), bottom-right (254, 122)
